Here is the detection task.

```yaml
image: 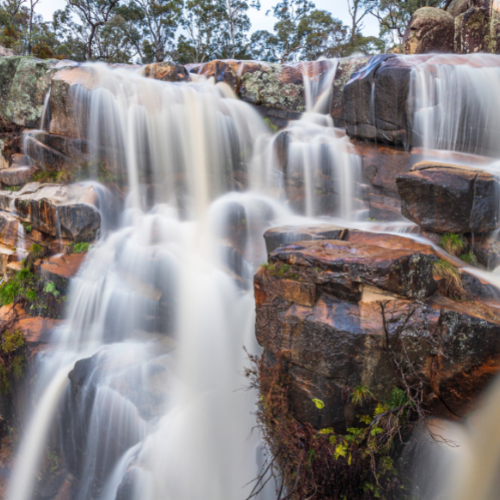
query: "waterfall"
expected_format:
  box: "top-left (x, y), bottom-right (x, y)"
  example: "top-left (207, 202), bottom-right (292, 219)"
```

top-left (7, 61), bottom-right (365, 500)
top-left (409, 54), bottom-right (500, 157)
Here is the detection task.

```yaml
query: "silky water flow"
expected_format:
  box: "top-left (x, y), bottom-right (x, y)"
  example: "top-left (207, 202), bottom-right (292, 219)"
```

top-left (7, 60), bottom-right (363, 500)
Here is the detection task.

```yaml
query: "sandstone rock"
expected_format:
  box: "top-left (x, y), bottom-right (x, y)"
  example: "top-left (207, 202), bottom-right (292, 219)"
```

top-left (455, 6), bottom-right (491, 53)
top-left (187, 59), bottom-right (238, 90)
top-left (0, 211), bottom-right (20, 247)
top-left (331, 56), bottom-right (370, 127)
top-left (343, 55), bottom-right (419, 145)
top-left (37, 253), bottom-right (86, 291)
top-left (24, 133), bottom-right (74, 171)
top-left (353, 141), bottom-right (412, 194)
top-left (49, 66), bottom-right (96, 138)
top-left (396, 162), bottom-right (500, 233)
top-left (403, 7), bottom-right (455, 54)
top-left (255, 231), bottom-right (500, 429)
top-left (0, 183), bottom-right (101, 241)
top-left (267, 239), bottom-right (437, 300)
top-left (0, 303), bottom-right (62, 346)
top-left (263, 224), bottom-right (348, 254)
top-left (448, 0), bottom-right (469, 17)
top-left (11, 154), bottom-right (29, 167)
top-left (0, 165), bottom-right (39, 186)
top-left (143, 62), bottom-right (190, 82)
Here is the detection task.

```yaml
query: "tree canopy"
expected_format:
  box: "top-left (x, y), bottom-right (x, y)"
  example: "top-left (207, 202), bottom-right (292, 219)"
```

top-left (0, 0), bottom-right (447, 63)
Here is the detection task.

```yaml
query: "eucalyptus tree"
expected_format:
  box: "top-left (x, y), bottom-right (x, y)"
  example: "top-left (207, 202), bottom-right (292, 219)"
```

top-left (54, 0), bottom-right (121, 60)
top-left (250, 0), bottom-right (349, 62)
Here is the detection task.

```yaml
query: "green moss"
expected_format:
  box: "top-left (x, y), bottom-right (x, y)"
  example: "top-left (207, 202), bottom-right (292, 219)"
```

top-left (72, 242), bottom-right (90, 254)
top-left (439, 233), bottom-right (466, 256)
top-left (460, 252), bottom-right (477, 265)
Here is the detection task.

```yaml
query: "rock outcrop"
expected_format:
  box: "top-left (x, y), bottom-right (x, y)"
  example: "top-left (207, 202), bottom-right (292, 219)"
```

top-left (255, 227), bottom-right (500, 431)
top-left (343, 55), bottom-right (414, 145)
top-left (0, 182), bottom-right (101, 241)
top-left (403, 7), bottom-right (455, 54)
top-left (397, 161), bottom-right (500, 233)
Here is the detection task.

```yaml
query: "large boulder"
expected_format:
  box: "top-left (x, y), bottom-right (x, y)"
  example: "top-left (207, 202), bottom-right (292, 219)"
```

top-left (403, 7), bottom-right (455, 54)
top-left (396, 161), bottom-right (500, 233)
top-left (188, 60), bottom-right (306, 113)
top-left (142, 62), bottom-right (190, 82)
top-left (448, 0), bottom-right (469, 17)
top-left (0, 57), bottom-right (57, 128)
top-left (255, 230), bottom-right (500, 431)
top-left (0, 165), bottom-right (39, 186)
top-left (330, 57), bottom-right (370, 127)
top-left (343, 55), bottom-right (431, 145)
top-left (0, 182), bottom-right (101, 241)
top-left (49, 66), bottom-right (96, 138)
top-left (455, 6), bottom-right (491, 53)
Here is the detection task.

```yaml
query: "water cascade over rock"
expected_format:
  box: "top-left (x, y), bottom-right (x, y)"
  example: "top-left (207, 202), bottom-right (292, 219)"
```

top-left (0, 50), bottom-right (499, 500)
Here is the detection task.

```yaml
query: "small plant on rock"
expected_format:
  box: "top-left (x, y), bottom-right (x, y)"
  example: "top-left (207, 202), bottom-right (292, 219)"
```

top-left (460, 252), bottom-right (477, 266)
top-left (72, 242), bottom-right (90, 254)
top-left (433, 259), bottom-right (465, 299)
top-left (440, 233), bottom-right (466, 256)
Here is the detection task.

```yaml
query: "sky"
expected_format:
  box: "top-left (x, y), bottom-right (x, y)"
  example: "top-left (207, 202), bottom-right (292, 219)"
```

top-left (36, 0), bottom-right (380, 37)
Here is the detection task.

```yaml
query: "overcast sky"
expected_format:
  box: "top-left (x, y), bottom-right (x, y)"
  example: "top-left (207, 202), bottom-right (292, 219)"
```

top-left (36, 0), bottom-right (380, 37)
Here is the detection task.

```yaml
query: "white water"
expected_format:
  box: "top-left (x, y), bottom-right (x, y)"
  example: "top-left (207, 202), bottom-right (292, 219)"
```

top-left (8, 61), bottom-right (362, 500)
top-left (13, 52), bottom-right (500, 500)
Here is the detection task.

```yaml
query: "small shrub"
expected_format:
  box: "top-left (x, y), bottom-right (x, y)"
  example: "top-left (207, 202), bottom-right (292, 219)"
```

top-left (433, 259), bottom-right (465, 299)
top-left (440, 233), bottom-right (466, 256)
top-left (2, 330), bottom-right (24, 354)
top-left (460, 252), bottom-right (477, 266)
top-left (72, 242), bottom-right (90, 254)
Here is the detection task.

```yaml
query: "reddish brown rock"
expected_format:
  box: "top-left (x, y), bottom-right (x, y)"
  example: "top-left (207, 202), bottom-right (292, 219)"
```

top-left (0, 165), bottom-right (39, 186)
top-left (263, 224), bottom-right (348, 254)
top-left (331, 57), bottom-right (370, 127)
top-left (403, 7), bottom-right (455, 55)
top-left (0, 211), bottom-right (20, 247)
top-left (143, 62), bottom-right (190, 82)
top-left (38, 252), bottom-right (86, 291)
top-left (268, 239), bottom-right (437, 300)
top-left (353, 141), bottom-right (412, 194)
top-left (397, 161), bottom-right (500, 233)
top-left (255, 231), bottom-right (500, 429)
top-left (0, 183), bottom-right (101, 242)
top-left (0, 303), bottom-right (62, 347)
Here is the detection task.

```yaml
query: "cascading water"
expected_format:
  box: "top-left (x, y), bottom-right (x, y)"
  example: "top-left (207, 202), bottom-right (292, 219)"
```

top-left (14, 50), bottom-right (500, 500)
top-left (8, 61), bottom-right (362, 500)
top-left (410, 54), bottom-right (500, 157)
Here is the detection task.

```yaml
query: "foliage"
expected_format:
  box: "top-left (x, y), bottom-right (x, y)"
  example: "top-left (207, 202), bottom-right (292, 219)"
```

top-left (433, 259), bottom-right (465, 299)
top-left (460, 252), bottom-right (477, 266)
top-left (70, 241), bottom-right (90, 253)
top-left (370, 0), bottom-right (446, 42)
top-left (0, 246), bottom-right (64, 318)
top-left (250, 0), bottom-right (349, 62)
top-left (439, 233), bottom-right (467, 256)
top-left (245, 352), bottom-right (404, 500)
top-left (0, 329), bottom-right (25, 395)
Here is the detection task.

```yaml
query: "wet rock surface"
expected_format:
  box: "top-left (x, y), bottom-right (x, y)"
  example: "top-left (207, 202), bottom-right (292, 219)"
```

top-left (0, 182), bottom-right (101, 241)
top-left (397, 161), bottom-right (500, 233)
top-left (343, 55), bottom-right (414, 145)
top-left (255, 227), bottom-right (500, 431)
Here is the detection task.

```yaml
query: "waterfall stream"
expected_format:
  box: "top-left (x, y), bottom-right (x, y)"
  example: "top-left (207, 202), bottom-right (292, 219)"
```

top-left (8, 60), bottom-right (360, 500)
top-left (9, 54), bottom-right (500, 500)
